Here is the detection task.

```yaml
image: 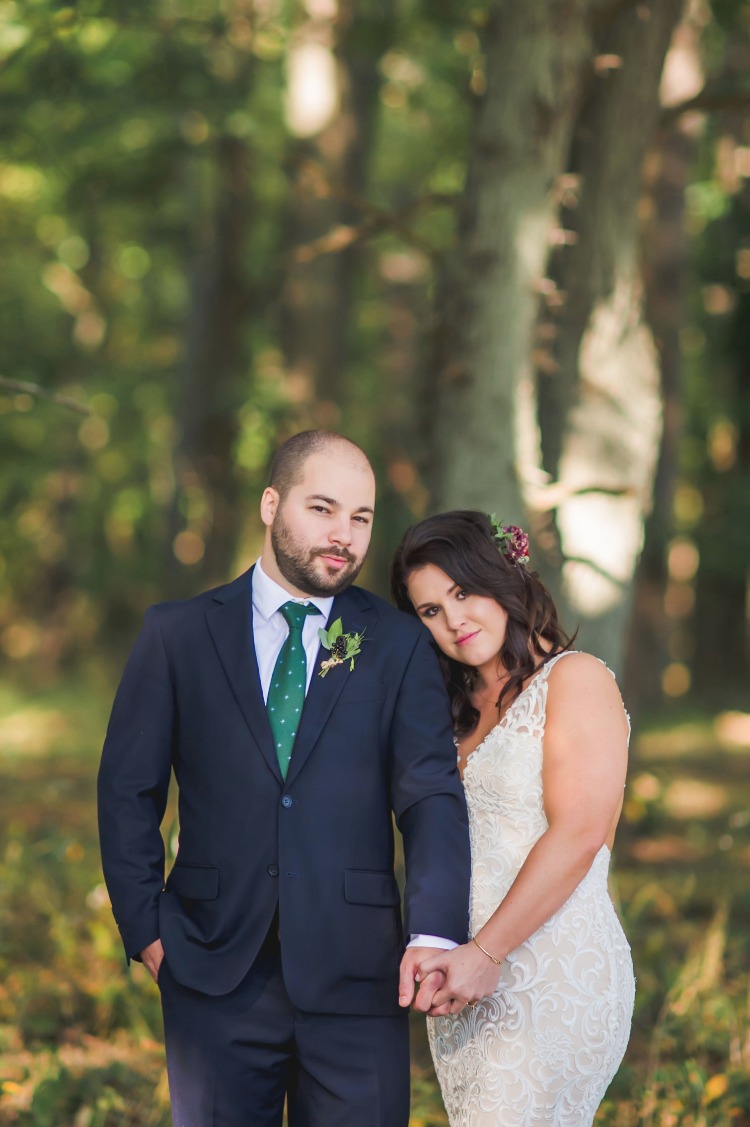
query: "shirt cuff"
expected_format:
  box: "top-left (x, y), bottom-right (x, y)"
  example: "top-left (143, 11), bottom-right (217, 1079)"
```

top-left (407, 934), bottom-right (458, 950)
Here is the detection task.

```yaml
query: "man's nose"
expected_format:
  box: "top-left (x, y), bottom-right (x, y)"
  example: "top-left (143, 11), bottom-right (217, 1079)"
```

top-left (328, 515), bottom-right (352, 546)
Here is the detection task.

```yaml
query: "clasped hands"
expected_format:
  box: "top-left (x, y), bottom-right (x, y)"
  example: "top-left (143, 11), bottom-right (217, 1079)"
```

top-left (399, 941), bottom-right (502, 1016)
top-left (142, 936), bottom-right (502, 1012)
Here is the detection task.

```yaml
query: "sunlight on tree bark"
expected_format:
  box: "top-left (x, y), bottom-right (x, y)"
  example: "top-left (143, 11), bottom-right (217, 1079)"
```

top-left (285, 39), bottom-right (339, 138)
top-left (557, 279), bottom-right (662, 621)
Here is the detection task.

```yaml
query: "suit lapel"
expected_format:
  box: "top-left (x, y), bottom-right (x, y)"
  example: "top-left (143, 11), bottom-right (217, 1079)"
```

top-left (285, 587), bottom-right (377, 786)
top-left (205, 566), bottom-right (282, 783)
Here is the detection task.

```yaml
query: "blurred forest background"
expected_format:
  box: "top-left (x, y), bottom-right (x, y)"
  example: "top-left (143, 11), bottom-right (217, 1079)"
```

top-left (1, 0), bottom-right (750, 1124)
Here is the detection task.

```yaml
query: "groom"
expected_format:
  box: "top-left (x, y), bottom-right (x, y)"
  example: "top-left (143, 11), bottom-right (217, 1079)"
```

top-left (98, 430), bottom-right (471, 1127)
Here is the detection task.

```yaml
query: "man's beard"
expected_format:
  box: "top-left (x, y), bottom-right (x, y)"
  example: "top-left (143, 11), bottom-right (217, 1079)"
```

top-left (271, 511), bottom-right (365, 597)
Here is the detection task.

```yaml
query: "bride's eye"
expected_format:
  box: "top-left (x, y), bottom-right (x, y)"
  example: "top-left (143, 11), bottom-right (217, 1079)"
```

top-left (456, 589), bottom-right (468, 600)
top-left (421, 606), bottom-right (439, 618)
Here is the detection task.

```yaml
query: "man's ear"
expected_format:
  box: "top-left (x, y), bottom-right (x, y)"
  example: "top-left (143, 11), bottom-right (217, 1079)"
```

top-left (260, 487), bottom-right (280, 528)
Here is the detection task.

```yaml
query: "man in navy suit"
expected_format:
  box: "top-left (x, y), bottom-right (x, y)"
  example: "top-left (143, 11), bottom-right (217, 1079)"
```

top-left (98, 430), bottom-right (470, 1126)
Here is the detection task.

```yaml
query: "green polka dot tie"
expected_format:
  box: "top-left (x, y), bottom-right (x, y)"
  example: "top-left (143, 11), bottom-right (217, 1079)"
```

top-left (267, 601), bottom-right (321, 778)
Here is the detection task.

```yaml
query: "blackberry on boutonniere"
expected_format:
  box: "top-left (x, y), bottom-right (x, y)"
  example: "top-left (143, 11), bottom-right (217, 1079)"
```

top-left (318, 617), bottom-right (367, 677)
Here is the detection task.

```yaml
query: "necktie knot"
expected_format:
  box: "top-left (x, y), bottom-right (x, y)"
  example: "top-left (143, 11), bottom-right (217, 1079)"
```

top-left (280, 601), bottom-right (320, 633)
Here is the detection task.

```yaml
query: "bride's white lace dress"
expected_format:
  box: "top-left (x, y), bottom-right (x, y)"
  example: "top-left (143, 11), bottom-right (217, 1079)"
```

top-left (428, 652), bottom-right (635, 1126)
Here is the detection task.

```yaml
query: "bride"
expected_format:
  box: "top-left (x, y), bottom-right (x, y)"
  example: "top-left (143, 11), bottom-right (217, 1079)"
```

top-left (391, 511), bottom-right (634, 1127)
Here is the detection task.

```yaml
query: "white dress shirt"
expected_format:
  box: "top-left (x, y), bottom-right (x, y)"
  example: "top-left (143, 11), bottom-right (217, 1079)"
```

top-left (250, 559), bottom-right (456, 953)
top-left (252, 559), bottom-right (333, 700)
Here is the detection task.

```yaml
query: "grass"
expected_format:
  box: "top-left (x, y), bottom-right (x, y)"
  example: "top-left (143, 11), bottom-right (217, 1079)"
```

top-left (0, 679), bottom-right (749, 1126)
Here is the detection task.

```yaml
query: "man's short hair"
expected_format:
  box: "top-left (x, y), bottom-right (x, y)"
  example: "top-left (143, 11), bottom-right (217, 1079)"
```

top-left (267, 431), bottom-right (370, 500)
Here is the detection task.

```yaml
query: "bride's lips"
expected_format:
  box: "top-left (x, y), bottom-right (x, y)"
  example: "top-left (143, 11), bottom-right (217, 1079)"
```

top-left (456, 630), bottom-right (479, 646)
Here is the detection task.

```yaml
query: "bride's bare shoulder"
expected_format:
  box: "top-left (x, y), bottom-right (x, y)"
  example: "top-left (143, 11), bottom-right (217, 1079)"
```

top-left (545, 651), bottom-right (627, 717)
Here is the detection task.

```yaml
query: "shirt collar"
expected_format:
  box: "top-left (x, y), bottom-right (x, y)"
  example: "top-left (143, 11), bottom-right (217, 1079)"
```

top-left (252, 558), bottom-right (333, 623)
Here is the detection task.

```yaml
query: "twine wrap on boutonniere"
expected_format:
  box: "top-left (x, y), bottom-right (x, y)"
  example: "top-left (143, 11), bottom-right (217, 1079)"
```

top-left (318, 617), bottom-right (366, 677)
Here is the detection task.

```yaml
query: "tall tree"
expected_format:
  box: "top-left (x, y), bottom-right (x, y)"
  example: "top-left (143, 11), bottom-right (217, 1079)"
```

top-left (279, 0), bottom-right (395, 420)
top-left (427, 0), bottom-right (684, 671)
top-left (427, 1), bottom-right (593, 522)
top-left (541, 0), bottom-right (683, 666)
top-left (625, 3), bottom-right (706, 710)
top-left (165, 132), bottom-right (253, 594)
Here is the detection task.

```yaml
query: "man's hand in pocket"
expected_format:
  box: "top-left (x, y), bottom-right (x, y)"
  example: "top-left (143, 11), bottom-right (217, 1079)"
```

top-left (140, 938), bottom-right (165, 984)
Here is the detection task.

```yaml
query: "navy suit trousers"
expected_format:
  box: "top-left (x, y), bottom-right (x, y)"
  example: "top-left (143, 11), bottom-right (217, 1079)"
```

top-left (159, 925), bottom-right (410, 1127)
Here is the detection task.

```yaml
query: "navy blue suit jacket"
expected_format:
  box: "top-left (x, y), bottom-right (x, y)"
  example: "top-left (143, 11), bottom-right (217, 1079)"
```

top-left (98, 567), bottom-right (471, 1014)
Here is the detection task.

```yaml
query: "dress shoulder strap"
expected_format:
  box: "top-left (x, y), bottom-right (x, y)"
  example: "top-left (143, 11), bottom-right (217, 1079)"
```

top-left (538, 649), bottom-right (579, 680)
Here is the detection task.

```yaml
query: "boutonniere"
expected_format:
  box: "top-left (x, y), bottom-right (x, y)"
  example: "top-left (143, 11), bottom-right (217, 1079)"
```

top-left (318, 618), bottom-right (366, 677)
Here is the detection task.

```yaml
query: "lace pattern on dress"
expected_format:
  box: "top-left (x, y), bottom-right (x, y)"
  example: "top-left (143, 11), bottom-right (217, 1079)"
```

top-left (429, 651), bottom-right (635, 1127)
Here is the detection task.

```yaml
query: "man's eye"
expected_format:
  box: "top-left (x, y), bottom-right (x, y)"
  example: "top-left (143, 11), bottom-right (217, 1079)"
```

top-left (312, 505), bottom-right (330, 514)
top-left (353, 515), bottom-right (370, 525)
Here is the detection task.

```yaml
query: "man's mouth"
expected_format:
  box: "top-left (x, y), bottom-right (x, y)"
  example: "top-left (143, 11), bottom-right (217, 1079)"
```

top-left (320, 555), bottom-right (349, 570)
top-left (314, 549), bottom-right (355, 571)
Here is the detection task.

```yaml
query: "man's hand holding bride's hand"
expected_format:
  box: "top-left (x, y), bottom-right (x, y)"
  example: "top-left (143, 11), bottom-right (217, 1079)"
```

top-left (140, 938), bottom-right (165, 984)
top-left (413, 941), bottom-right (503, 1016)
top-left (398, 946), bottom-right (446, 1010)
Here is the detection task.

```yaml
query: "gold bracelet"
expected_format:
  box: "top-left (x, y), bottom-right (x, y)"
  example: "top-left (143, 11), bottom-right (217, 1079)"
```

top-left (472, 936), bottom-right (503, 966)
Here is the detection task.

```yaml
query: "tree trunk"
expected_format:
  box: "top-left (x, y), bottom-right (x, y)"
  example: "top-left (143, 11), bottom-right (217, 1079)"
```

top-left (625, 6), bottom-right (705, 712)
top-left (165, 134), bottom-right (251, 594)
top-left (693, 178), bottom-right (750, 701)
top-left (538, 0), bottom-right (684, 670)
top-left (425, 0), bottom-right (686, 675)
top-left (625, 119), bottom-right (692, 711)
top-left (428, 1), bottom-right (594, 520)
top-left (279, 0), bottom-right (394, 422)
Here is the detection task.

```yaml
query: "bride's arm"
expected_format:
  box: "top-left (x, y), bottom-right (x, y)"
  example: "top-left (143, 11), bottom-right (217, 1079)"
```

top-left (413, 652), bottom-right (629, 1014)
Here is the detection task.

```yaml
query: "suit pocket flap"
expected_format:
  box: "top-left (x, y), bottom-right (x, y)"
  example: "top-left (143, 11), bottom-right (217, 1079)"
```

top-left (168, 863), bottom-right (219, 901)
top-left (344, 869), bottom-right (400, 907)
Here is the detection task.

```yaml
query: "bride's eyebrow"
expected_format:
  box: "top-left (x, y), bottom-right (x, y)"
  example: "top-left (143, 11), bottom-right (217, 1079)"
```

top-left (414, 582), bottom-right (459, 610)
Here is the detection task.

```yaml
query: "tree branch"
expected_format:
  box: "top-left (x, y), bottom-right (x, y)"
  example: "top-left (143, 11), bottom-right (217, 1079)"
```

top-left (527, 480), bottom-right (638, 511)
top-left (0, 377), bottom-right (91, 416)
top-left (292, 192), bottom-right (457, 265)
top-left (661, 81), bottom-right (750, 124)
top-left (559, 555), bottom-right (629, 588)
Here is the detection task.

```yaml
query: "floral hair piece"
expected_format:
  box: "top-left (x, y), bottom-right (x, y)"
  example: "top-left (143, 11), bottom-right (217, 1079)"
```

top-left (489, 514), bottom-right (530, 565)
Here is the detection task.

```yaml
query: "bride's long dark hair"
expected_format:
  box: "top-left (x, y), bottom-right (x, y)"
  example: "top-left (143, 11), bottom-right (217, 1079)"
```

top-left (391, 511), bottom-right (575, 737)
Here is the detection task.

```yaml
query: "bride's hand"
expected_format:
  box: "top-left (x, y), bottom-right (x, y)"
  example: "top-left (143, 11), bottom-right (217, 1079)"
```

top-left (413, 941), bottom-right (503, 1015)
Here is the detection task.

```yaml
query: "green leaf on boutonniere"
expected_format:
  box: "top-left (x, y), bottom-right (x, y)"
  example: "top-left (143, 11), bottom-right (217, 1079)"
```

top-left (318, 617), bottom-right (366, 676)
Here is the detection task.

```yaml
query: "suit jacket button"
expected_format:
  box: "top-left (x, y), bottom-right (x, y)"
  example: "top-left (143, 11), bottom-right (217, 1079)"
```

top-left (281, 795), bottom-right (293, 808)
top-left (268, 864), bottom-right (279, 877)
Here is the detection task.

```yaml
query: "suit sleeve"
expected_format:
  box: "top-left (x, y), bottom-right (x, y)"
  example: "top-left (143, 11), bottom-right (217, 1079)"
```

top-left (97, 606), bottom-right (174, 962)
top-left (390, 629), bottom-right (471, 945)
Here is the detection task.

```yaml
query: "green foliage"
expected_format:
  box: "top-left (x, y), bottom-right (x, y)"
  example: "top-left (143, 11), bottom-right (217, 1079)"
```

top-left (2, 685), bottom-right (750, 1125)
top-left (672, 0), bottom-right (750, 699)
top-left (0, 684), bottom-right (170, 1124)
top-left (26, 1057), bottom-right (168, 1127)
top-left (0, 0), bottom-right (486, 669)
top-left (1, 1), bottom-right (749, 1121)
top-left (2, 0), bottom-right (746, 703)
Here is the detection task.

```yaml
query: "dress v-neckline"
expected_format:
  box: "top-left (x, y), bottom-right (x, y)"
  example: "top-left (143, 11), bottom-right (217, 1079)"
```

top-left (458, 684), bottom-right (532, 782)
top-left (458, 652), bottom-right (573, 781)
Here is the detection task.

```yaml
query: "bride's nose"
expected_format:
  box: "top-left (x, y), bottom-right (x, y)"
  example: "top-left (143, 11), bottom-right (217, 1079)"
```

top-left (446, 608), bottom-right (467, 631)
